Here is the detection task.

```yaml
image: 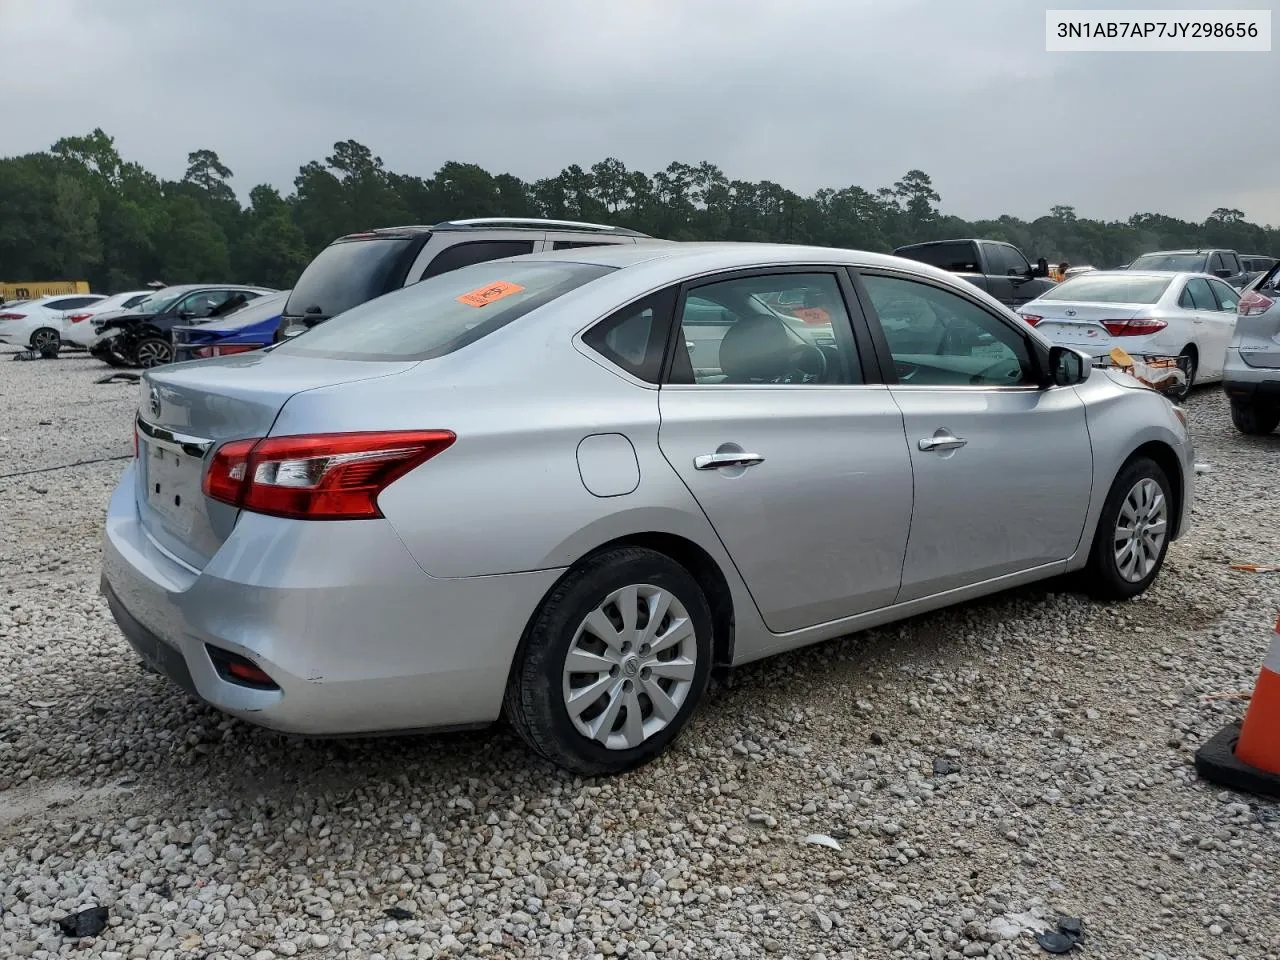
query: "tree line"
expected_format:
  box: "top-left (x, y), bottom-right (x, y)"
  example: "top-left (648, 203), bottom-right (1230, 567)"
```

top-left (1, 128), bottom-right (1275, 293)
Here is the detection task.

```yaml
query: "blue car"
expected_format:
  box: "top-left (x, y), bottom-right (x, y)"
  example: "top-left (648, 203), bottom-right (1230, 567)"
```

top-left (172, 289), bottom-right (290, 361)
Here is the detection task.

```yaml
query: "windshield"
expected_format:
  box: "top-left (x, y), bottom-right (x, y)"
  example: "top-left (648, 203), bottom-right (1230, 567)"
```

top-left (134, 290), bottom-right (185, 315)
top-left (284, 236), bottom-right (418, 321)
top-left (273, 261), bottom-right (614, 361)
top-left (1040, 275), bottom-right (1171, 304)
top-left (1128, 253), bottom-right (1206, 273)
top-left (202, 290), bottom-right (290, 330)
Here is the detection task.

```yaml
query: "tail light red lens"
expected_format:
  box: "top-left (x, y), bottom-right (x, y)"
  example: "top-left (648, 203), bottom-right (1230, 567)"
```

top-left (68, 313), bottom-right (94, 323)
top-left (1239, 290), bottom-right (1274, 317)
top-left (202, 430), bottom-right (456, 520)
top-left (0, 312), bottom-right (26, 321)
top-left (1101, 318), bottom-right (1168, 337)
top-left (1019, 314), bottom-right (1043, 326)
top-left (194, 344), bottom-right (260, 358)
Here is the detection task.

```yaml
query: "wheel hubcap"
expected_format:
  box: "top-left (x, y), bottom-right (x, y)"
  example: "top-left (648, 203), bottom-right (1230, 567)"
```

top-left (1114, 477), bottom-right (1168, 583)
top-left (562, 583), bottom-right (697, 751)
top-left (137, 341), bottom-right (170, 367)
top-left (33, 330), bottom-right (57, 349)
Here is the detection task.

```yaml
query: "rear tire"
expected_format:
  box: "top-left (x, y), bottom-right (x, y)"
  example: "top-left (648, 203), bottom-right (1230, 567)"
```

top-left (504, 546), bottom-right (713, 775)
top-left (1082, 456), bottom-right (1173, 601)
top-left (1230, 401), bottom-right (1280, 436)
top-left (1169, 348), bottom-right (1197, 399)
top-left (30, 327), bottom-right (60, 356)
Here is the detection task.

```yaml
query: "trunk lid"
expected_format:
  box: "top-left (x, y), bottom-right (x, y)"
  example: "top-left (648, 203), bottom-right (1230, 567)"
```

top-left (1024, 301), bottom-right (1151, 354)
top-left (135, 353), bottom-right (418, 570)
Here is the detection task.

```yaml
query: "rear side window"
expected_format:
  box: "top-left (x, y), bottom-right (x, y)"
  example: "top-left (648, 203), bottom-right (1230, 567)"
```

top-left (582, 290), bottom-right (676, 383)
top-left (274, 261), bottom-right (614, 361)
top-left (554, 240), bottom-right (614, 250)
top-left (1181, 278), bottom-right (1216, 310)
top-left (420, 240), bottom-right (536, 280)
top-left (285, 237), bottom-right (419, 321)
top-left (895, 242), bottom-right (981, 273)
top-left (46, 296), bottom-right (102, 310)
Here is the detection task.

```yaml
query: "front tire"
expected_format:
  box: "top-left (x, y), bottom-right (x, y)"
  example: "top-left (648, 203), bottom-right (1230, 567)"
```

top-left (1082, 456), bottom-right (1173, 601)
top-left (133, 336), bottom-right (173, 368)
top-left (504, 546), bottom-right (713, 775)
top-left (1230, 401), bottom-right (1280, 436)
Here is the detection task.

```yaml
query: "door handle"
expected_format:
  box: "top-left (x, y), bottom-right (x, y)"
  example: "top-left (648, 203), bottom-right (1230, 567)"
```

top-left (918, 434), bottom-right (967, 452)
top-left (694, 452), bottom-right (765, 470)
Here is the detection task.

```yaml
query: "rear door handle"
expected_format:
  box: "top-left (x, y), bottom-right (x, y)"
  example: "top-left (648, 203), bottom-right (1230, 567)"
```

top-left (918, 434), bottom-right (967, 452)
top-left (694, 452), bottom-right (766, 470)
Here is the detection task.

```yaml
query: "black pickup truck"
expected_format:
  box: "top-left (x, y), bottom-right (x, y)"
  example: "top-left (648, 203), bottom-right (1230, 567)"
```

top-left (891, 239), bottom-right (1056, 309)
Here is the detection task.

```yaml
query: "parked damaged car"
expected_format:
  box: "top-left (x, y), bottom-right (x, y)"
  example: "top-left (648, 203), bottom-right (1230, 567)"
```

top-left (92, 284), bottom-right (274, 367)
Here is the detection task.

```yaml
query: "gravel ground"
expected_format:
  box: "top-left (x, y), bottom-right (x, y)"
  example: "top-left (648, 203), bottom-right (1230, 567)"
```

top-left (2, 347), bottom-right (1279, 960)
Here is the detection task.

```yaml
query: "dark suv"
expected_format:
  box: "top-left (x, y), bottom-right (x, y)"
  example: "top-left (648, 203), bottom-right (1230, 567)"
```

top-left (276, 217), bottom-right (659, 339)
top-left (1126, 249), bottom-right (1251, 288)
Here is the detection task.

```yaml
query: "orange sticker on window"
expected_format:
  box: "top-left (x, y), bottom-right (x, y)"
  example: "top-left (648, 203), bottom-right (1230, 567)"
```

top-left (792, 306), bottom-right (831, 324)
top-left (455, 281), bottom-right (525, 308)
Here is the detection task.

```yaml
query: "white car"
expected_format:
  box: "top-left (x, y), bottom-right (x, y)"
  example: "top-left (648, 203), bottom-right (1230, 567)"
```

top-left (0, 293), bottom-right (107, 351)
top-left (1018, 270), bottom-right (1240, 392)
top-left (61, 290), bottom-right (154, 348)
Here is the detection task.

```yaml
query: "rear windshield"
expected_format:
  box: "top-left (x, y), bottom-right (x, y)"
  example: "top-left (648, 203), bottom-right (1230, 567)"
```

top-left (284, 237), bottom-right (418, 321)
top-left (894, 242), bottom-right (980, 272)
top-left (1040, 275), bottom-right (1172, 304)
top-left (272, 261), bottom-right (615, 361)
top-left (1128, 253), bottom-right (1206, 272)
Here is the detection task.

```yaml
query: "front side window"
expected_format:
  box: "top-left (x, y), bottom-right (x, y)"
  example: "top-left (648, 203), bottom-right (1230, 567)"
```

top-left (669, 273), bottom-right (861, 386)
top-left (989, 244), bottom-right (1029, 276)
top-left (274, 260), bottom-right (613, 361)
top-left (861, 274), bottom-right (1034, 387)
top-left (420, 240), bottom-right (536, 280)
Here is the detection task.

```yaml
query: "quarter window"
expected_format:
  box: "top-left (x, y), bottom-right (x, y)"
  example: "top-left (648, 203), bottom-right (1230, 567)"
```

top-left (861, 274), bottom-right (1034, 387)
top-left (582, 291), bottom-right (675, 384)
top-left (420, 240), bottom-right (536, 280)
top-left (669, 273), bottom-right (861, 385)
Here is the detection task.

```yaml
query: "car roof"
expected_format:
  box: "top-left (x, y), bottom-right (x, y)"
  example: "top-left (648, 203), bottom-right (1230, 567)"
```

top-left (150, 283), bottom-right (275, 295)
top-left (503, 241), bottom-right (976, 282)
top-left (331, 218), bottom-right (651, 243)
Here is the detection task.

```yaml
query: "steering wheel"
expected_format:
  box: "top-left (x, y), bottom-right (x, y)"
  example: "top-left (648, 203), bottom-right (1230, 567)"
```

top-left (784, 342), bottom-right (827, 383)
top-left (970, 358), bottom-right (1023, 385)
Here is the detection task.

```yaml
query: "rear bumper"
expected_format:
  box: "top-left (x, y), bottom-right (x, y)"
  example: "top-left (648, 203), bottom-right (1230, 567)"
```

top-left (101, 461), bottom-right (564, 735)
top-left (1223, 348), bottom-right (1280, 403)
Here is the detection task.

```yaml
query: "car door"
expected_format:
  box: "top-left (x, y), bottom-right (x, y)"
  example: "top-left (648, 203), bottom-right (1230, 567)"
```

top-left (1180, 277), bottom-right (1225, 378)
top-left (854, 271), bottom-right (1093, 602)
top-left (993, 243), bottom-right (1040, 308)
top-left (656, 267), bottom-right (914, 634)
top-left (1206, 278), bottom-right (1243, 378)
top-left (981, 242), bottom-right (1017, 306)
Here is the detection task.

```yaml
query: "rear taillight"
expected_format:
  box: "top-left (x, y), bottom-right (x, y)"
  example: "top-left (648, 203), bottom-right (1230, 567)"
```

top-left (202, 430), bottom-right (456, 520)
top-left (1019, 314), bottom-right (1043, 326)
top-left (68, 313), bottom-right (94, 323)
top-left (0, 312), bottom-right (26, 321)
top-left (194, 344), bottom-right (259, 358)
top-left (1239, 290), bottom-right (1274, 317)
top-left (1101, 318), bottom-right (1167, 337)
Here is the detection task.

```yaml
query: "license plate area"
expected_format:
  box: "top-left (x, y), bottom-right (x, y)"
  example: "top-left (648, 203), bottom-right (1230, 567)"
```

top-left (143, 440), bottom-right (201, 536)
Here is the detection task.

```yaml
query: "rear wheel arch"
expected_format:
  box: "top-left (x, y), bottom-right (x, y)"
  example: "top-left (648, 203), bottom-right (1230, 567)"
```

top-left (519, 532), bottom-right (737, 681)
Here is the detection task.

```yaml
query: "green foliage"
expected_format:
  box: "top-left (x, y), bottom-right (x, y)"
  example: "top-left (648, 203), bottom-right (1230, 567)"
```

top-left (2, 131), bottom-right (1275, 291)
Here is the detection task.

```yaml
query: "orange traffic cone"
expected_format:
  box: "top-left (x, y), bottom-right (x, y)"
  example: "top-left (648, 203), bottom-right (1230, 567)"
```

top-left (1196, 616), bottom-right (1280, 797)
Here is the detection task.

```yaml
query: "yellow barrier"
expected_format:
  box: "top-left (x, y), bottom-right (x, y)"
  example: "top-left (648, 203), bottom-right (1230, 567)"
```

top-left (1, 280), bottom-right (92, 301)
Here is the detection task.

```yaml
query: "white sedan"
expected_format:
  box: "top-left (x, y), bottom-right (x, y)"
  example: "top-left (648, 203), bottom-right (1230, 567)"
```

top-left (0, 293), bottom-right (107, 351)
top-left (1018, 270), bottom-right (1240, 391)
top-left (61, 290), bottom-right (154, 348)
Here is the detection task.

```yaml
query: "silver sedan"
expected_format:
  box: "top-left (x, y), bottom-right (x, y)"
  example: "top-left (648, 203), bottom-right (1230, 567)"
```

top-left (102, 243), bottom-right (1194, 774)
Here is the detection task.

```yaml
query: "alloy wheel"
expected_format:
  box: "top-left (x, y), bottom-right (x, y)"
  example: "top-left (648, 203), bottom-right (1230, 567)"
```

top-left (31, 329), bottom-right (59, 351)
top-left (135, 339), bottom-right (172, 367)
top-left (1113, 477), bottom-right (1168, 582)
top-left (561, 583), bottom-right (698, 750)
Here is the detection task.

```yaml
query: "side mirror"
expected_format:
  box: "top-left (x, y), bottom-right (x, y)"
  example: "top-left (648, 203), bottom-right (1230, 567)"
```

top-left (1050, 345), bottom-right (1090, 386)
top-left (1214, 268), bottom-right (1232, 279)
top-left (178, 309), bottom-right (195, 319)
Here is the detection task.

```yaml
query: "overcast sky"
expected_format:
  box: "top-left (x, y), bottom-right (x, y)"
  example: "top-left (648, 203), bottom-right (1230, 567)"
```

top-left (5, 0), bottom-right (1277, 225)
